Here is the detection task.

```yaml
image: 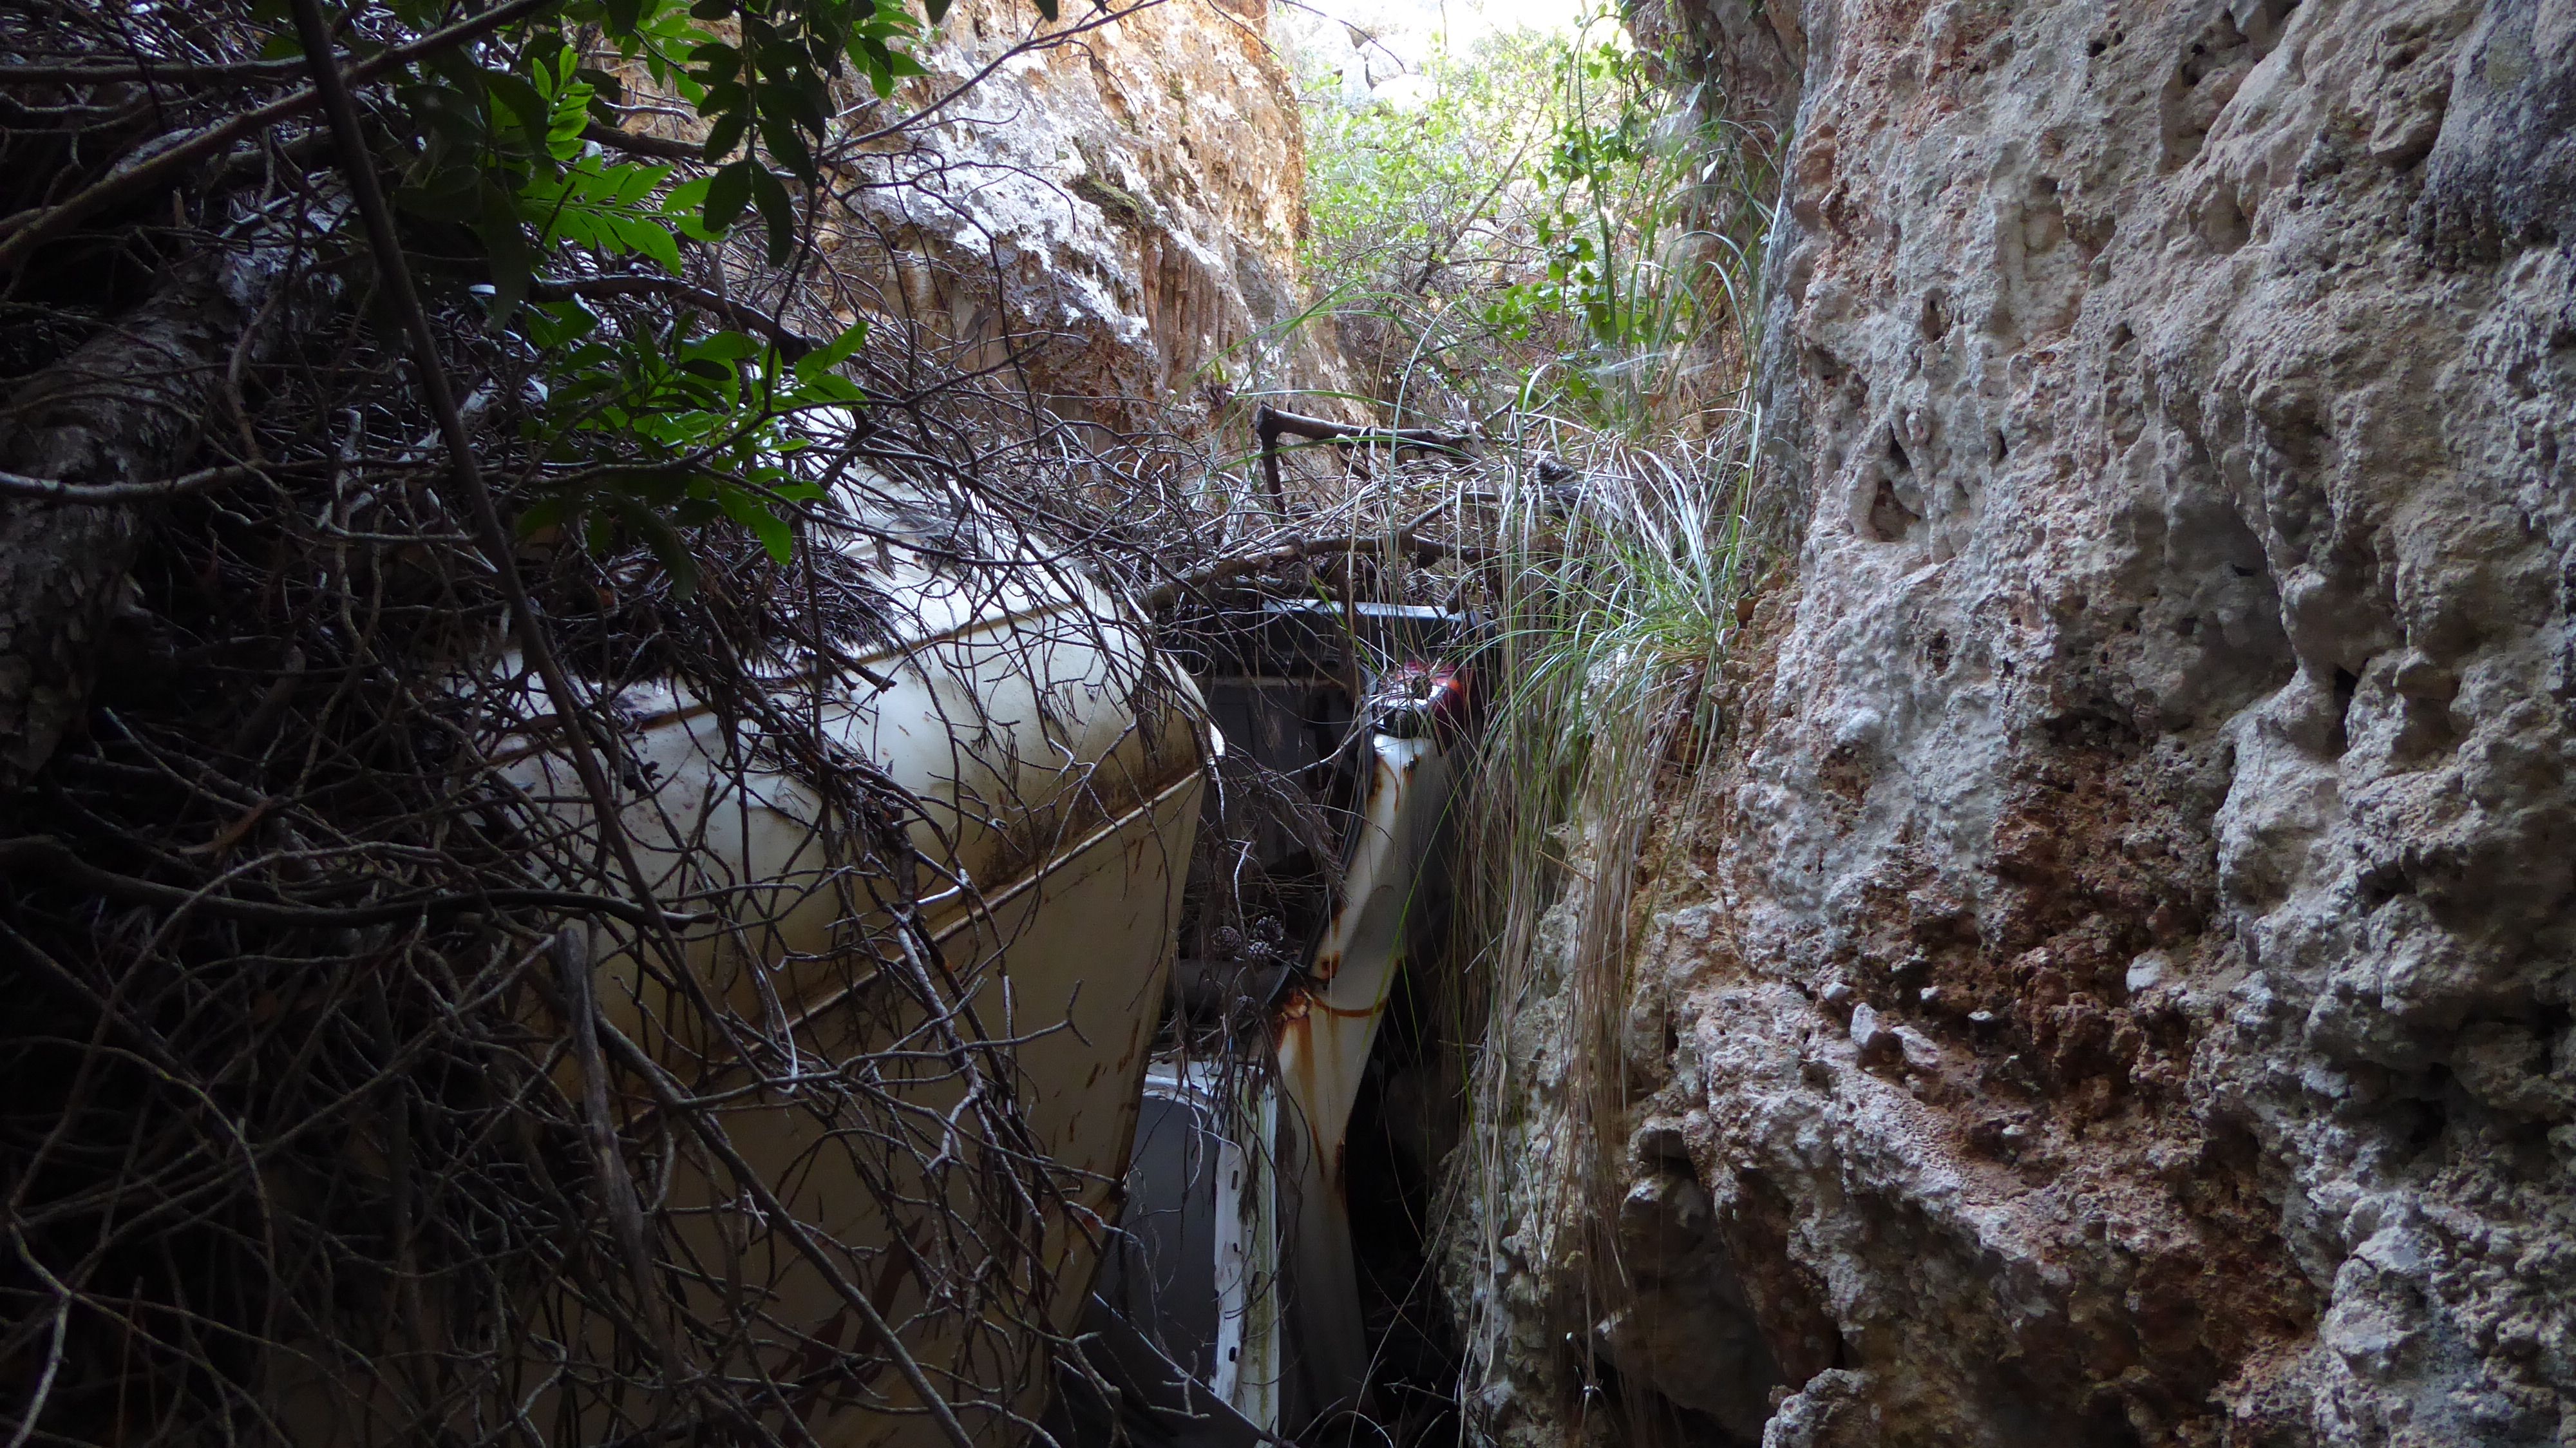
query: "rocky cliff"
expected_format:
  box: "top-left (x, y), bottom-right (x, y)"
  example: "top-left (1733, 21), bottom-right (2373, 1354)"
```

top-left (833, 0), bottom-right (1337, 435)
top-left (1470, 2), bottom-right (2576, 1444)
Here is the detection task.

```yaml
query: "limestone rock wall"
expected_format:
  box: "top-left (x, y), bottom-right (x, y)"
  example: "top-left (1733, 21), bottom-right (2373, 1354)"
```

top-left (837, 0), bottom-right (1343, 433)
top-left (1473, 2), bottom-right (2576, 1445)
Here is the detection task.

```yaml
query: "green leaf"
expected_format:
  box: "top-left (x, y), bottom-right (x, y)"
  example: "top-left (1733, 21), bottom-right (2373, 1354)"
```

top-left (779, 70), bottom-right (831, 134)
top-left (608, 161), bottom-right (668, 205)
top-left (516, 494), bottom-right (573, 537)
top-left (701, 109), bottom-right (748, 162)
top-left (749, 162), bottom-right (796, 265)
top-left (549, 209), bottom-right (605, 249)
top-left (614, 214), bottom-right (684, 273)
top-left (794, 372), bottom-right (866, 404)
top-left (615, 466), bottom-right (692, 507)
top-left (611, 497), bottom-right (702, 600)
top-left (703, 159), bottom-right (755, 231)
top-left (923, 0), bottom-right (949, 23)
top-left (546, 86), bottom-right (594, 159)
top-left (521, 298), bottom-right (601, 350)
top-left (422, 46), bottom-right (486, 93)
top-left (395, 166), bottom-right (484, 223)
top-left (689, 41), bottom-right (741, 81)
top-left (699, 77), bottom-right (748, 115)
top-left (684, 331), bottom-right (763, 363)
top-left (488, 71), bottom-right (553, 145)
top-left (717, 485), bottom-right (796, 564)
top-left (857, 37), bottom-right (896, 97)
top-left (477, 182), bottom-right (536, 319)
top-left (1032, 0), bottom-right (1057, 21)
top-left (791, 320), bottom-right (867, 382)
top-left (665, 176), bottom-right (723, 240)
top-left (758, 112), bottom-right (817, 180)
top-left (410, 83), bottom-right (491, 148)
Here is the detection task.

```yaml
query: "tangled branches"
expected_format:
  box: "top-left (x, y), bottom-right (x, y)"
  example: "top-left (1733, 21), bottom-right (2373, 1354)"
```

top-left (0, 288), bottom-right (1208, 1445)
top-left (0, 8), bottom-right (1217, 1445)
top-left (0, 0), bottom-right (1575, 1440)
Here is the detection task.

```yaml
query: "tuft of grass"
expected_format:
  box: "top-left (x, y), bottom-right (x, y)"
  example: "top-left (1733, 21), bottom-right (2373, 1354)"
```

top-left (1438, 399), bottom-right (1763, 1442)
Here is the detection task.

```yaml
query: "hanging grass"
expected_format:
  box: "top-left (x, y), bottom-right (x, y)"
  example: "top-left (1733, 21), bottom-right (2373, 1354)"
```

top-left (1261, 7), bottom-right (1786, 1436)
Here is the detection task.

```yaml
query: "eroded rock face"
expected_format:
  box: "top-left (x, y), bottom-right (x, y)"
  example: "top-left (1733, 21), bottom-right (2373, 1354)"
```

top-left (1474, 1), bottom-right (2576, 1444)
top-left (838, 0), bottom-right (1341, 432)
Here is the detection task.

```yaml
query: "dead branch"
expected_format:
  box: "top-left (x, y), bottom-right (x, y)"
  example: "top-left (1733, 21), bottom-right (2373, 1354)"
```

top-left (1253, 403), bottom-right (1474, 512)
top-left (0, 461), bottom-right (270, 504)
top-left (0, 836), bottom-right (712, 929)
top-left (0, 0), bottom-right (559, 277)
top-left (531, 274), bottom-right (827, 358)
top-left (580, 122), bottom-right (705, 163)
top-left (1142, 529), bottom-right (1493, 611)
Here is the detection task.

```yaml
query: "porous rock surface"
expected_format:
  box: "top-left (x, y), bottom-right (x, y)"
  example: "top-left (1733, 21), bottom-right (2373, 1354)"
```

top-left (1472, 1), bottom-right (2576, 1444)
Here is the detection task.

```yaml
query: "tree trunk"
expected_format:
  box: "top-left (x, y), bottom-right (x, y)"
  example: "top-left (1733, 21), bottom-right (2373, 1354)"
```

top-left (0, 242), bottom-right (291, 787)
